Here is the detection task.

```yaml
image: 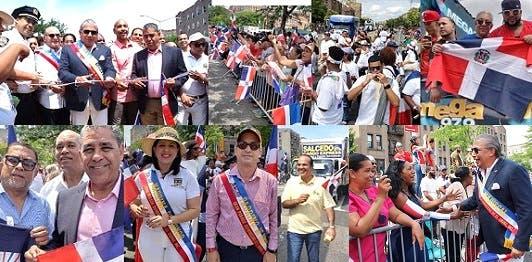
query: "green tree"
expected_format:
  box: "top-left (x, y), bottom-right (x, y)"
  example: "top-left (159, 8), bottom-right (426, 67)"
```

top-left (34, 18), bottom-right (68, 36)
top-left (209, 6), bottom-right (230, 26)
top-left (349, 128), bottom-right (358, 154)
top-left (384, 7), bottom-right (420, 29)
top-left (236, 10), bottom-right (263, 27)
top-left (431, 126), bottom-right (487, 153)
top-left (508, 127), bottom-right (532, 170)
top-left (311, 0), bottom-right (328, 25)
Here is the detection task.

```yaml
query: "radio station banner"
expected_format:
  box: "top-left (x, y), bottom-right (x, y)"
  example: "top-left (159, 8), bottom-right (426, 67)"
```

top-left (302, 143), bottom-right (344, 158)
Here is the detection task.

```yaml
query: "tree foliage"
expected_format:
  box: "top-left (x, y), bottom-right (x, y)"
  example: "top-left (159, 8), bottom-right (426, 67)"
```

top-left (384, 8), bottom-right (420, 29)
top-left (431, 126), bottom-right (487, 153)
top-left (311, 0), bottom-right (328, 25)
top-left (208, 6), bottom-right (230, 26)
top-left (235, 10), bottom-right (263, 27)
top-left (508, 126), bottom-right (532, 170)
top-left (34, 18), bottom-right (69, 36)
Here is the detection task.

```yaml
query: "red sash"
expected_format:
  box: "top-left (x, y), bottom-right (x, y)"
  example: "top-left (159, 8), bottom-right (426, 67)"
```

top-left (36, 51), bottom-right (59, 70)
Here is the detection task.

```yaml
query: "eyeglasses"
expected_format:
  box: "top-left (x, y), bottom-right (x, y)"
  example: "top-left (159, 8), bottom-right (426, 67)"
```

top-left (47, 33), bottom-right (61, 38)
top-left (82, 30), bottom-right (98, 36)
top-left (237, 141), bottom-right (260, 151)
top-left (192, 42), bottom-right (206, 48)
top-left (4, 155), bottom-right (37, 171)
top-left (133, 33), bottom-right (143, 36)
top-left (502, 9), bottom-right (520, 16)
top-left (476, 20), bottom-right (492, 26)
top-left (369, 66), bottom-right (381, 71)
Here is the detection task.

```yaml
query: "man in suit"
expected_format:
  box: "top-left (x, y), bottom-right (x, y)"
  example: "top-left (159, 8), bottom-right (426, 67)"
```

top-left (460, 134), bottom-right (531, 260)
top-left (129, 23), bottom-right (188, 125)
top-left (59, 19), bottom-right (116, 125)
top-left (24, 126), bottom-right (124, 261)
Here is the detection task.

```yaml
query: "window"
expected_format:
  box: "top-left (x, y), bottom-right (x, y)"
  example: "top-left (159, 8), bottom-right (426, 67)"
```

top-left (376, 135), bottom-right (382, 150)
top-left (367, 134), bottom-right (373, 149)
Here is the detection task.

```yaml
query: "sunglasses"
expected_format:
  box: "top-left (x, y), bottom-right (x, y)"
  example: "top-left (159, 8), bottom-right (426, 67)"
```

top-left (4, 155), bottom-right (37, 171)
top-left (502, 9), bottom-right (520, 16)
top-left (476, 20), bottom-right (492, 26)
top-left (192, 42), bottom-right (206, 48)
top-left (47, 33), bottom-right (61, 38)
top-left (237, 141), bottom-right (260, 151)
top-left (82, 30), bottom-right (98, 36)
top-left (471, 147), bottom-right (488, 154)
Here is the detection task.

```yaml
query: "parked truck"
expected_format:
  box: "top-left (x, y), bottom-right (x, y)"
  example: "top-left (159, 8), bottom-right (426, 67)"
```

top-left (291, 137), bottom-right (349, 201)
top-left (327, 15), bottom-right (360, 38)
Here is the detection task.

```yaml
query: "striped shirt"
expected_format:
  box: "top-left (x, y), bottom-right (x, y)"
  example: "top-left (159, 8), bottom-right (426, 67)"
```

top-left (206, 167), bottom-right (278, 250)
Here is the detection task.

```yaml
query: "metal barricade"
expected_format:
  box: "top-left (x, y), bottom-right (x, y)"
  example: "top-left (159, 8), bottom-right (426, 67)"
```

top-left (348, 214), bottom-right (508, 262)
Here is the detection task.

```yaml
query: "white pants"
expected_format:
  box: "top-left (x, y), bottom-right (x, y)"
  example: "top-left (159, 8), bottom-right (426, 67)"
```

top-left (176, 96), bottom-right (207, 124)
top-left (138, 223), bottom-right (190, 262)
top-left (71, 99), bottom-right (107, 125)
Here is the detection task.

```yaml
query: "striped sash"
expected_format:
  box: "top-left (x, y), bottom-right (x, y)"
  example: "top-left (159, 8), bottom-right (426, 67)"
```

top-left (36, 49), bottom-right (60, 70)
top-left (139, 170), bottom-right (197, 262)
top-left (220, 172), bottom-right (269, 255)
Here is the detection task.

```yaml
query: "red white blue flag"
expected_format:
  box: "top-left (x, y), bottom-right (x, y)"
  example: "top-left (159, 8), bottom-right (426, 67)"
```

top-left (264, 126), bottom-right (278, 177)
top-left (271, 103), bottom-right (301, 125)
top-left (427, 37), bottom-right (532, 120)
top-left (235, 66), bottom-right (256, 101)
top-left (0, 224), bottom-right (32, 262)
top-left (195, 125), bottom-right (206, 152)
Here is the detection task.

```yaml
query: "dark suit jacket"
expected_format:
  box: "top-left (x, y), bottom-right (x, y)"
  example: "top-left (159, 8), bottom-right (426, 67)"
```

top-left (47, 177), bottom-right (124, 248)
top-left (461, 158), bottom-right (532, 253)
top-left (58, 43), bottom-right (116, 111)
top-left (130, 45), bottom-right (188, 114)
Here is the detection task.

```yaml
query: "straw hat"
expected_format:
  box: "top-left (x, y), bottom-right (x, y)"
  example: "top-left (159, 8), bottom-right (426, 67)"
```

top-left (141, 127), bottom-right (185, 157)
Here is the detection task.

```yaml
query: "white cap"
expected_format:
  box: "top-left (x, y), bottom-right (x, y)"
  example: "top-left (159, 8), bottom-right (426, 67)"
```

top-left (189, 32), bottom-right (206, 42)
top-left (396, 142), bottom-right (403, 147)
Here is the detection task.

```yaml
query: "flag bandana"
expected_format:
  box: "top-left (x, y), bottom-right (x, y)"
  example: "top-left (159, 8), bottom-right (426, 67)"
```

top-left (427, 37), bottom-right (532, 120)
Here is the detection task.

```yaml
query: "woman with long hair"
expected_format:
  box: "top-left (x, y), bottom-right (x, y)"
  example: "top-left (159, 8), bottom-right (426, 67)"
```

top-left (129, 127), bottom-right (201, 261)
top-left (349, 153), bottom-right (424, 262)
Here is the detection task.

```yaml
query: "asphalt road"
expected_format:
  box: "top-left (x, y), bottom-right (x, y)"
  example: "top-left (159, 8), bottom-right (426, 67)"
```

top-left (208, 60), bottom-right (269, 125)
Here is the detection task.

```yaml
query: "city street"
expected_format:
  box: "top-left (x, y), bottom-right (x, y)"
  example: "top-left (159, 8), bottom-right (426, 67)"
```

top-left (208, 60), bottom-right (270, 125)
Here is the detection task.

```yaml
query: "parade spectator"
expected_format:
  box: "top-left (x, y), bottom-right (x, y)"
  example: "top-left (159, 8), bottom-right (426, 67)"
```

top-left (489, 0), bottom-right (532, 44)
top-left (62, 33), bottom-right (76, 45)
top-left (450, 145), bottom-right (464, 173)
top-left (394, 142), bottom-right (413, 162)
top-left (181, 139), bottom-right (208, 178)
top-left (420, 10), bottom-right (440, 81)
top-left (420, 165), bottom-right (439, 201)
top-left (177, 33), bottom-right (189, 52)
top-left (462, 11), bottom-right (494, 39)
top-left (130, 27), bottom-right (144, 47)
top-left (27, 36), bottom-right (38, 52)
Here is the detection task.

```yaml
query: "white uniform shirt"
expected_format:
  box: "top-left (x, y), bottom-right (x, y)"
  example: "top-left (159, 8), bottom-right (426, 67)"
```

top-left (312, 71), bottom-right (346, 125)
top-left (182, 51), bottom-right (208, 96)
top-left (353, 75), bottom-right (400, 124)
top-left (0, 29), bottom-right (36, 94)
top-left (35, 45), bottom-right (64, 109)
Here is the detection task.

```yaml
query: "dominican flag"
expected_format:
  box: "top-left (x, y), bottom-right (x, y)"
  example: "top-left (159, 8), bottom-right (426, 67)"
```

top-left (0, 224), bottom-right (32, 262)
top-left (234, 45), bottom-right (249, 64)
top-left (124, 175), bottom-right (140, 207)
top-left (235, 66), bottom-right (257, 101)
top-left (427, 37), bottom-right (532, 120)
top-left (195, 125), bottom-right (206, 152)
top-left (271, 103), bottom-right (301, 125)
top-left (7, 125), bottom-right (17, 145)
top-left (264, 126), bottom-right (278, 177)
top-left (479, 252), bottom-right (512, 262)
top-left (37, 227), bottom-right (124, 262)
top-left (225, 41), bottom-right (241, 70)
top-left (322, 165), bottom-right (346, 192)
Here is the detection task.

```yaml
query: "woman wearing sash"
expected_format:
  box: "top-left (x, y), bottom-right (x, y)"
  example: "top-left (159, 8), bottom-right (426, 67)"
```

top-left (349, 153), bottom-right (425, 262)
top-left (130, 127), bottom-right (201, 262)
top-left (386, 160), bottom-right (460, 262)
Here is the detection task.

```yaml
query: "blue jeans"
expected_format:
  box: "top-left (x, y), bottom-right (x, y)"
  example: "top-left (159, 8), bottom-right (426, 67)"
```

top-left (287, 230), bottom-right (322, 262)
top-left (414, 164), bottom-right (423, 197)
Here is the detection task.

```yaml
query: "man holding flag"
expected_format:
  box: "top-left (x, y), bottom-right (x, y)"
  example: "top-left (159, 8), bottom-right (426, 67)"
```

top-left (206, 127), bottom-right (278, 262)
top-left (281, 154), bottom-right (336, 262)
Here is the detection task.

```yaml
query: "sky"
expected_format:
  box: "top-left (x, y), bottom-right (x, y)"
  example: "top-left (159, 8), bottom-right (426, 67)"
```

top-left (504, 125), bottom-right (529, 146)
top-left (284, 125), bottom-right (349, 140)
top-left (2, 0), bottom-right (197, 42)
top-left (460, 0), bottom-right (532, 27)
top-left (360, 0), bottom-right (420, 22)
top-left (213, 0), bottom-right (310, 5)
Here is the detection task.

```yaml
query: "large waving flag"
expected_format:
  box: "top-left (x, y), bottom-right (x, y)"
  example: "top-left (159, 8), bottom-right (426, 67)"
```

top-left (271, 103), bottom-right (301, 125)
top-left (322, 165), bottom-right (346, 193)
top-left (7, 125), bottom-right (17, 145)
top-left (235, 66), bottom-right (257, 101)
top-left (0, 224), bottom-right (32, 262)
top-left (427, 38), bottom-right (532, 120)
top-left (37, 227), bottom-right (124, 262)
top-left (264, 126), bottom-right (278, 177)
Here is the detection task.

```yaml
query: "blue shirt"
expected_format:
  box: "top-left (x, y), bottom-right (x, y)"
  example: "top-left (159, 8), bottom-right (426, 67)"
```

top-left (0, 184), bottom-right (54, 237)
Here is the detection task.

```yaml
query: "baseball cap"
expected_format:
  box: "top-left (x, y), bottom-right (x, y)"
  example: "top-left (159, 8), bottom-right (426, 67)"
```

top-left (237, 126), bottom-right (262, 145)
top-left (501, 0), bottom-right (521, 11)
top-left (422, 10), bottom-right (440, 23)
top-left (387, 41), bottom-right (399, 48)
top-left (189, 32), bottom-right (206, 42)
top-left (11, 6), bottom-right (41, 24)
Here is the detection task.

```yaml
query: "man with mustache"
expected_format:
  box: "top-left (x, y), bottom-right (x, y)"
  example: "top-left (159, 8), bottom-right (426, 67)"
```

top-left (109, 19), bottom-right (142, 124)
top-left (489, 0), bottom-right (532, 45)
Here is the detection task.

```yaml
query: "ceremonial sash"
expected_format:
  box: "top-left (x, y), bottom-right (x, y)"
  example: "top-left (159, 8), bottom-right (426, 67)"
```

top-left (476, 176), bottom-right (518, 249)
top-left (70, 41), bottom-right (111, 106)
top-left (37, 50), bottom-right (60, 70)
top-left (139, 170), bottom-right (197, 262)
top-left (161, 79), bottom-right (176, 126)
top-left (219, 172), bottom-right (269, 255)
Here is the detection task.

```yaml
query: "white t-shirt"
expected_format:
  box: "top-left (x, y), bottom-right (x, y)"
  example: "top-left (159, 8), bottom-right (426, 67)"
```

top-left (319, 39), bottom-right (335, 54)
top-left (420, 176), bottom-right (438, 202)
top-left (356, 50), bottom-right (370, 69)
top-left (181, 155), bottom-right (208, 178)
top-left (137, 167), bottom-right (200, 244)
top-left (352, 74), bottom-right (400, 124)
top-left (182, 51), bottom-right (209, 96)
top-left (341, 61), bottom-right (359, 83)
top-left (402, 76), bottom-right (420, 106)
top-left (312, 71), bottom-right (346, 125)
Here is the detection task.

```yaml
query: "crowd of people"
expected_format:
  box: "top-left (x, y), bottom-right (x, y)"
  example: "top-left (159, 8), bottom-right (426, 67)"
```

top-left (349, 133), bottom-right (532, 262)
top-left (209, 21), bottom-right (421, 125)
top-left (0, 5), bottom-right (209, 125)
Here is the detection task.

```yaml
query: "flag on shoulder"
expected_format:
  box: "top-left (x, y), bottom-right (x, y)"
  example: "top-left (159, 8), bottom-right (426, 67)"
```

top-left (271, 103), bottom-right (301, 125)
top-left (0, 223), bottom-right (32, 262)
top-left (427, 37), bottom-right (532, 120)
top-left (235, 66), bottom-right (257, 101)
top-left (37, 227), bottom-right (124, 262)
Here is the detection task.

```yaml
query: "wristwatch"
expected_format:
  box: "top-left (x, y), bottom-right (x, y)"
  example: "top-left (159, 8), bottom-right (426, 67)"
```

top-left (267, 248), bottom-right (278, 254)
top-left (384, 84), bottom-right (391, 89)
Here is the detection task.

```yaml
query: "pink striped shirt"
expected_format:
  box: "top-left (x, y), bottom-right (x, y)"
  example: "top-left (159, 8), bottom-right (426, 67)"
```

top-left (77, 177), bottom-right (120, 241)
top-left (206, 167), bottom-right (278, 250)
top-left (110, 40), bottom-right (142, 102)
